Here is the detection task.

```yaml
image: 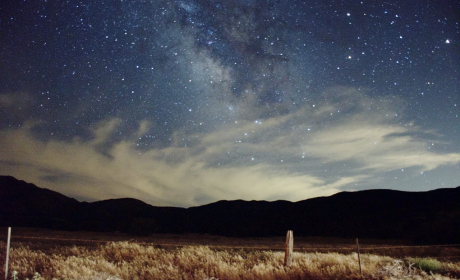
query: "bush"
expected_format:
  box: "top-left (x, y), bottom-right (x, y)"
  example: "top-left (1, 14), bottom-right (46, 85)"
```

top-left (409, 257), bottom-right (442, 272)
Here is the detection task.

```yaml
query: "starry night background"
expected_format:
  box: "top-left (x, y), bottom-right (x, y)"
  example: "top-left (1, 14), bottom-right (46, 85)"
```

top-left (0, 0), bottom-right (459, 207)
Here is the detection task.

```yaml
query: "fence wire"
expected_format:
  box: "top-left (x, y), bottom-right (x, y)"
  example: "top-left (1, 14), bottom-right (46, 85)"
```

top-left (3, 234), bottom-right (459, 255)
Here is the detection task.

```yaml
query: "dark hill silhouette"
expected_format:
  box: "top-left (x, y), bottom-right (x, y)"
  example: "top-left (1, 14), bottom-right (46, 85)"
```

top-left (0, 176), bottom-right (80, 229)
top-left (0, 175), bottom-right (459, 243)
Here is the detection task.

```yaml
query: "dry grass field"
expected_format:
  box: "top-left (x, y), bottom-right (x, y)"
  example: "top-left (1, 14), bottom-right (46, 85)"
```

top-left (1, 228), bottom-right (459, 280)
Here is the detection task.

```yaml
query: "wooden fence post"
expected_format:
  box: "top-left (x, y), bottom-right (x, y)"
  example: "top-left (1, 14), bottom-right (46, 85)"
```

top-left (356, 238), bottom-right (362, 278)
top-left (284, 230), bottom-right (293, 266)
top-left (4, 227), bottom-right (11, 280)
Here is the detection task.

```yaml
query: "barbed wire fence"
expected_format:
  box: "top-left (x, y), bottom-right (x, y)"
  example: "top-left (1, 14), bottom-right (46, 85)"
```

top-left (2, 231), bottom-right (459, 259)
top-left (1, 228), bottom-right (460, 280)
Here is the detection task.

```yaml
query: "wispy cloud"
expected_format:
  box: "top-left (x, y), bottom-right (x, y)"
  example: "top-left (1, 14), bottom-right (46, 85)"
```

top-left (1, 87), bottom-right (459, 206)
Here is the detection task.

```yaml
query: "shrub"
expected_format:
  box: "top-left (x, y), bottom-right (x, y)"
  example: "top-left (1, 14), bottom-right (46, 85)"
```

top-left (409, 257), bottom-right (442, 272)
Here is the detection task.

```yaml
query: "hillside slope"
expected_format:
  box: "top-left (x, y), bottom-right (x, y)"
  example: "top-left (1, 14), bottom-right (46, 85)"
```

top-left (1, 176), bottom-right (459, 243)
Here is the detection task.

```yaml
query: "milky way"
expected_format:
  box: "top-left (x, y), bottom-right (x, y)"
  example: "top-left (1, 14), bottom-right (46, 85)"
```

top-left (0, 0), bottom-right (459, 206)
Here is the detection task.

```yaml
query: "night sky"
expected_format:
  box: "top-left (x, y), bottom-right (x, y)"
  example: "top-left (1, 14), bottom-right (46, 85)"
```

top-left (1, 0), bottom-right (459, 207)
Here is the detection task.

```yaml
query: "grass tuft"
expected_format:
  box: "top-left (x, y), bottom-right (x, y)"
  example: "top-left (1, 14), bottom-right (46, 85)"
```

top-left (2, 240), bottom-right (459, 280)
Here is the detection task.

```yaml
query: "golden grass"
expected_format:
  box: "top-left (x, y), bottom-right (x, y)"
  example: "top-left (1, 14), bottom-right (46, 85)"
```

top-left (2, 241), bottom-right (459, 280)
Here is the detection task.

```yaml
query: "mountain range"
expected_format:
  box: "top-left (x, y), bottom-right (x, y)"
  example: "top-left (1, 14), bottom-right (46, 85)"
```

top-left (0, 175), bottom-right (459, 243)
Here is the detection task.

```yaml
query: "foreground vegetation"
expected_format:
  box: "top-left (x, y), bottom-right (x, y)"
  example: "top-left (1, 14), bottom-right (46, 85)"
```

top-left (2, 241), bottom-right (459, 280)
